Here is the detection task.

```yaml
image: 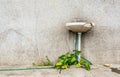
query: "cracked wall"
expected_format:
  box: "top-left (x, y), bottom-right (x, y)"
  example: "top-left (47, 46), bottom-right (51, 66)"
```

top-left (0, 0), bottom-right (120, 65)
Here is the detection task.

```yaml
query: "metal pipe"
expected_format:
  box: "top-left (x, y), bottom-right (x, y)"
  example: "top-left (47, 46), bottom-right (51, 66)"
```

top-left (78, 33), bottom-right (81, 51)
top-left (78, 32), bottom-right (81, 62)
top-left (74, 33), bottom-right (77, 57)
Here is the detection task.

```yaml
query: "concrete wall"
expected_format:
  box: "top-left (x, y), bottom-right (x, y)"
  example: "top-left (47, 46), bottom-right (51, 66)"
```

top-left (0, 0), bottom-right (120, 65)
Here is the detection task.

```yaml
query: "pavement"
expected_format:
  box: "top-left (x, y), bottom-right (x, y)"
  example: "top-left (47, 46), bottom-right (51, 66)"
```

top-left (0, 65), bottom-right (119, 77)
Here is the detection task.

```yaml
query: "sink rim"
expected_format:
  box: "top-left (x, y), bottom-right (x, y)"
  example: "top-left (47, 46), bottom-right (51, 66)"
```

top-left (66, 22), bottom-right (87, 26)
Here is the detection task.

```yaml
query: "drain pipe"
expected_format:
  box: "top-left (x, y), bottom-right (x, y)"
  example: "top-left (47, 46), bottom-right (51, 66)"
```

top-left (77, 32), bottom-right (81, 62)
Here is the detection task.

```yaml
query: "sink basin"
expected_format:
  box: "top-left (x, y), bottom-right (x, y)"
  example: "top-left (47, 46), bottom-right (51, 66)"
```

top-left (66, 22), bottom-right (92, 32)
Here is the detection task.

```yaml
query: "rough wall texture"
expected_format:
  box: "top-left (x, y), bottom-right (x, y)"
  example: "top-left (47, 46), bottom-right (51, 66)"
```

top-left (0, 0), bottom-right (120, 65)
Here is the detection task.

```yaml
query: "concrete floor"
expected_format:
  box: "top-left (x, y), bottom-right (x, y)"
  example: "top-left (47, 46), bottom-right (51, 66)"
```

top-left (0, 65), bottom-right (119, 77)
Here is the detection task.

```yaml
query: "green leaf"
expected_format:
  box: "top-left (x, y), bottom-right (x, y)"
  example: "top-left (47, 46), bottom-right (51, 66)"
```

top-left (76, 63), bottom-right (82, 68)
top-left (56, 62), bottom-right (63, 66)
top-left (80, 58), bottom-right (85, 64)
top-left (76, 50), bottom-right (81, 55)
top-left (71, 57), bottom-right (76, 63)
top-left (59, 55), bottom-right (65, 59)
top-left (85, 62), bottom-right (91, 70)
top-left (66, 53), bottom-right (71, 57)
top-left (61, 64), bottom-right (68, 69)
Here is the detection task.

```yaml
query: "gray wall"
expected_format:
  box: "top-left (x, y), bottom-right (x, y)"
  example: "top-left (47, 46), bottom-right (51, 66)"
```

top-left (0, 0), bottom-right (120, 65)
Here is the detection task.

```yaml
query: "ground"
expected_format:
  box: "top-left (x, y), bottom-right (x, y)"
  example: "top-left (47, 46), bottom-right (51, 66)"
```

top-left (0, 65), bottom-right (119, 77)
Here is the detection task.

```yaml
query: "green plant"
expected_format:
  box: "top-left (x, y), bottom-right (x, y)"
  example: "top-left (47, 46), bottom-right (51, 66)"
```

top-left (54, 51), bottom-right (91, 70)
top-left (32, 56), bottom-right (53, 66)
top-left (32, 62), bottom-right (36, 66)
top-left (45, 56), bottom-right (53, 66)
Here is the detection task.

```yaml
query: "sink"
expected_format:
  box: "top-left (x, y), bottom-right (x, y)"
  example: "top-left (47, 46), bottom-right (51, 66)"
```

top-left (66, 21), bottom-right (94, 63)
top-left (66, 22), bottom-right (92, 32)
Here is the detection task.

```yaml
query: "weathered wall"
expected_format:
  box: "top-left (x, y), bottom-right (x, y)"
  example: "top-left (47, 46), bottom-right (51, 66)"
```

top-left (0, 0), bottom-right (120, 65)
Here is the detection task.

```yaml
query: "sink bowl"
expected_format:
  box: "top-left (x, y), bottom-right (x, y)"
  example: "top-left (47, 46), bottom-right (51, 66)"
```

top-left (66, 22), bottom-right (92, 32)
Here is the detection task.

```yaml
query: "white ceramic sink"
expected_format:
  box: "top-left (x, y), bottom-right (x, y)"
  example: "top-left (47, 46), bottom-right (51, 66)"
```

top-left (66, 22), bottom-right (92, 32)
